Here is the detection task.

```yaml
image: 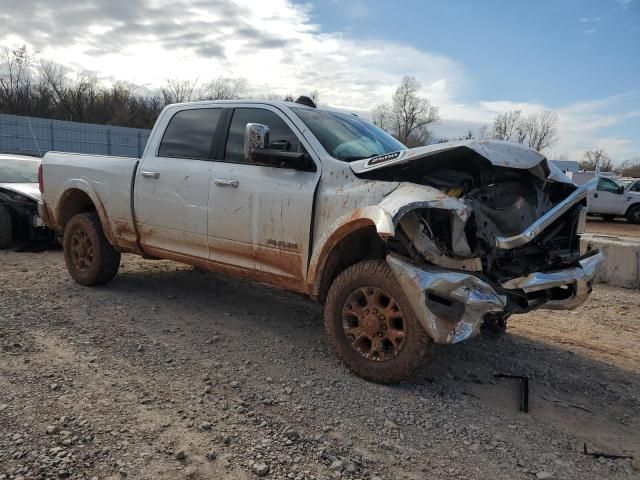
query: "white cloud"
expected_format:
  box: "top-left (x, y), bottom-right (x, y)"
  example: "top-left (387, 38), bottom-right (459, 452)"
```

top-left (430, 93), bottom-right (640, 161)
top-left (615, 0), bottom-right (636, 10)
top-left (1, 0), bottom-right (637, 161)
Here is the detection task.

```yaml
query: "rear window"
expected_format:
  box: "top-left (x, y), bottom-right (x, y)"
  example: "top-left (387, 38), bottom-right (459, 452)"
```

top-left (0, 158), bottom-right (40, 183)
top-left (158, 108), bottom-right (222, 159)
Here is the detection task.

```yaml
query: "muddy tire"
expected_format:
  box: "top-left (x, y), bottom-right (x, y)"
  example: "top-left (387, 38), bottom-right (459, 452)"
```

top-left (324, 260), bottom-right (432, 384)
top-left (0, 205), bottom-right (12, 249)
top-left (63, 212), bottom-right (120, 286)
top-left (626, 205), bottom-right (640, 224)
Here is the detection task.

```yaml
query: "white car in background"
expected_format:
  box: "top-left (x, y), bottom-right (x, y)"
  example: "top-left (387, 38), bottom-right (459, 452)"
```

top-left (0, 154), bottom-right (53, 248)
top-left (619, 177), bottom-right (640, 193)
top-left (588, 176), bottom-right (640, 224)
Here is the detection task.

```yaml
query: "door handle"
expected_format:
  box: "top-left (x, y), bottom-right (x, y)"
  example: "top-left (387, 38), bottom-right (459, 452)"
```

top-left (141, 171), bottom-right (160, 179)
top-left (593, 193), bottom-right (598, 198)
top-left (214, 178), bottom-right (239, 188)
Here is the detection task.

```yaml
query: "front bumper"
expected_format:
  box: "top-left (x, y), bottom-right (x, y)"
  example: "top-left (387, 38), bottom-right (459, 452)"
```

top-left (387, 251), bottom-right (604, 344)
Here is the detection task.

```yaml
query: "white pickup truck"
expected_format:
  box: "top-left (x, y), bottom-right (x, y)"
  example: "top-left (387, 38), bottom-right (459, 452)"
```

top-left (38, 99), bottom-right (602, 383)
top-left (588, 176), bottom-right (640, 223)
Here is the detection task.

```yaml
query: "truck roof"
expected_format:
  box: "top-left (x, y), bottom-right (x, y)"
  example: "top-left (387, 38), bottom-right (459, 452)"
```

top-left (164, 99), bottom-right (338, 114)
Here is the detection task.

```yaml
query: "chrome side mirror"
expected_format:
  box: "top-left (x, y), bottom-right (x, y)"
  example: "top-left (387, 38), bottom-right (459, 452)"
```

top-left (244, 123), bottom-right (270, 162)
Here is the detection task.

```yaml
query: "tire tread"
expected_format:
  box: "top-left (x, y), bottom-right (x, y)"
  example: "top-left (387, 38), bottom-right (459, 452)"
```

top-left (324, 259), bottom-right (432, 384)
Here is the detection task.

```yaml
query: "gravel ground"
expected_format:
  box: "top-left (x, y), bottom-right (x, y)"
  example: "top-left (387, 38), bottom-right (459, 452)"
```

top-left (586, 218), bottom-right (640, 238)
top-left (1, 250), bottom-right (639, 480)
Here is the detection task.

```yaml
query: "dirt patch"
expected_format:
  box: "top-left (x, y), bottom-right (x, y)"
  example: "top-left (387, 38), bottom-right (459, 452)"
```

top-left (1, 250), bottom-right (639, 479)
top-left (586, 217), bottom-right (640, 238)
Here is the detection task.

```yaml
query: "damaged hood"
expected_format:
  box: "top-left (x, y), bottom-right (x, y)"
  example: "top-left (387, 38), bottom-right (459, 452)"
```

top-left (0, 183), bottom-right (41, 202)
top-left (349, 140), bottom-right (573, 185)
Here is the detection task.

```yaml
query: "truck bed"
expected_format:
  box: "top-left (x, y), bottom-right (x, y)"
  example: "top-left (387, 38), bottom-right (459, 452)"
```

top-left (41, 152), bottom-right (140, 252)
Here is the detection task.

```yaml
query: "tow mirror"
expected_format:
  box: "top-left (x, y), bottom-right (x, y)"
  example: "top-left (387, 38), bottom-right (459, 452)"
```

top-left (243, 122), bottom-right (315, 171)
top-left (243, 123), bottom-right (270, 162)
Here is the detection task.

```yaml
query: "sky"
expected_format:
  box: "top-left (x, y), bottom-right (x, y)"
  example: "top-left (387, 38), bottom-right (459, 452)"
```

top-left (0, 0), bottom-right (638, 161)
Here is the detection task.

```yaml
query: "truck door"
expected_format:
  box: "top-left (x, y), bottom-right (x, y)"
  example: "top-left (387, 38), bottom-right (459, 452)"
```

top-left (207, 105), bottom-right (320, 291)
top-left (591, 177), bottom-right (625, 215)
top-left (134, 107), bottom-right (224, 259)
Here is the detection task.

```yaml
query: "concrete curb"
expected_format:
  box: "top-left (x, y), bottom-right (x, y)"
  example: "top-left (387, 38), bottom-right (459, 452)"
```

top-left (580, 234), bottom-right (640, 289)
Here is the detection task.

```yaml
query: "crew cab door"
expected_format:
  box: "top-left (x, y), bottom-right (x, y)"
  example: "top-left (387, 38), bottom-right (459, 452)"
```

top-left (590, 177), bottom-right (625, 215)
top-left (134, 107), bottom-right (224, 258)
top-left (207, 105), bottom-right (319, 290)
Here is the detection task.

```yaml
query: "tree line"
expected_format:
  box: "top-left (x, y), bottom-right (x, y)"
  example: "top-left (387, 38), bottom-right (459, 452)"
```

top-left (372, 75), bottom-right (639, 175)
top-left (0, 46), bottom-right (295, 129)
top-left (2, 46), bottom-right (638, 175)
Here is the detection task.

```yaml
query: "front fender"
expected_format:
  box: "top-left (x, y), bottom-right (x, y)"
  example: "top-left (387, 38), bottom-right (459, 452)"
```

top-left (307, 206), bottom-right (395, 296)
top-left (307, 182), bottom-right (468, 297)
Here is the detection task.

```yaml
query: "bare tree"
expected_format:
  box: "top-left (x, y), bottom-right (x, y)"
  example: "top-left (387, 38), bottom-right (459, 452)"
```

top-left (491, 109), bottom-right (558, 152)
top-left (199, 77), bottom-right (247, 100)
top-left (308, 89), bottom-right (321, 106)
top-left (0, 46), bottom-right (35, 113)
top-left (161, 79), bottom-right (199, 104)
top-left (521, 111), bottom-right (558, 151)
top-left (493, 110), bottom-right (522, 141)
top-left (617, 157), bottom-right (640, 177)
top-left (372, 104), bottom-right (391, 130)
top-left (476, 124), bottom-right (491, 140)
top-left (372, 76), bottom-right (439, 147)
top-left (580, 149), bottom-right (613, 171)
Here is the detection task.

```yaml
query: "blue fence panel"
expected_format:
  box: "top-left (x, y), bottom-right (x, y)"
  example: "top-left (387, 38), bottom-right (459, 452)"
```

top-left (0, 114), bottom-right (152, 158)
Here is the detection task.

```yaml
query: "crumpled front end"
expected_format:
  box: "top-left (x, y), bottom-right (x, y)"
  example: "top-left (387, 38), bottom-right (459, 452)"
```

top-left (353, 140), bottom-right (604, 344)
top-left (387, 251), bottom-right (604, 344)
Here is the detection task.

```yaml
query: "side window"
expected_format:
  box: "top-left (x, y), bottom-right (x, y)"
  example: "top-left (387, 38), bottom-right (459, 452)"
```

top-left (158, 108), bottom-right (222, 159)
top-left (224, 108), bottom-right (304, 164)
top-left (632, 181), bottom-right (640, 193)
top-left (597, 178), bottom-right (621, 194)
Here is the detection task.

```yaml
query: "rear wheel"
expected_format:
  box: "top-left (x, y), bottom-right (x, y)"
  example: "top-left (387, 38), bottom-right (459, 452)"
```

top-left (626, 205), bottom-right (640, 224)
top-left (324, 260), bottom-right (432, 384)
top-left (0, 205), bottom-right (12, 249)
top-left (63, 212), bottom-right (120, 286)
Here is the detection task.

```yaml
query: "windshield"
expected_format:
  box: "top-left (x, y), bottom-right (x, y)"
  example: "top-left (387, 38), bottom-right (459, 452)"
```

top-left (619, 179), bottom-right (634, 189)
top-left (292, 108), bottom-right (406, 162)
top-left (0, 158), bottom-right (40, 183)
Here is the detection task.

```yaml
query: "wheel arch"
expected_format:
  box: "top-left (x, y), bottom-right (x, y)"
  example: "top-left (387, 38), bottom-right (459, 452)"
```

top-left (625, 202), bottom-right (640, 223)
top-left (308, 210), bottom-right (392, 300)
top-left (56, 184), bottom-right (115, 245)
top-left (625, 202), bottom-right (640, 215)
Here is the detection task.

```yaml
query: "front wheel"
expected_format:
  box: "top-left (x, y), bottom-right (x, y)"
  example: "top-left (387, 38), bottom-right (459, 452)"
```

top-left (626, 205), bottom-right (640, 224)
top-left (324, 260), bottom-right (432, 384)
top-left (63, 212), bottom-right (121, 286)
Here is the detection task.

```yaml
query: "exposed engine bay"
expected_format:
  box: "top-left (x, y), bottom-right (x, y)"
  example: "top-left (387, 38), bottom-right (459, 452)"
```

top-left (354, 143), bottom-right (590, 312)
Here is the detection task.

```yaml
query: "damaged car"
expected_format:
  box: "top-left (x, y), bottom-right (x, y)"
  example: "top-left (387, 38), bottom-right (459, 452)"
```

top-left (0, 154), bottom-right (54, 249)
top-left (38, 98), bottom-right (602, 383)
